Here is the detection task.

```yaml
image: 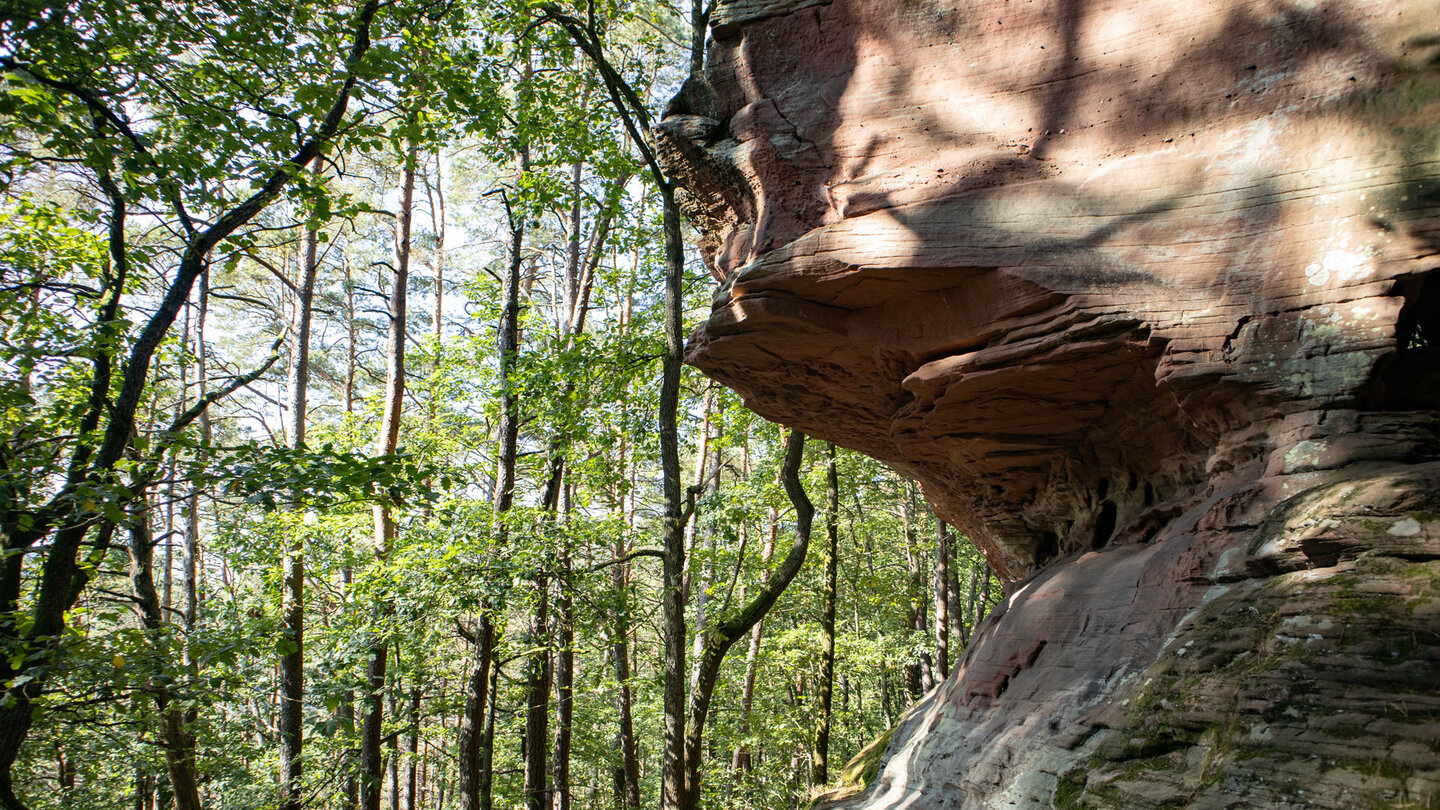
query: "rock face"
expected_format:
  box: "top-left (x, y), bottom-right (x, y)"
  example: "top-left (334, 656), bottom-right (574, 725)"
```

top-left (658, 0), bottom-right (1440, 807)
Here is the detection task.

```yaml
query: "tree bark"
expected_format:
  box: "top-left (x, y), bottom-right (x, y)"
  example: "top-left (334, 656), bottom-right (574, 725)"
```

top-left (363, 139), bottom-right (416, 810)
top-left (522, 580), bottom-right (551, 810)
top-left (680, 430), bottom-right (814, 810)
top-left (933, 518), bottom-right (950, 679)
top-left (731, 502), bottom-right (777, 775)
top-left (610, 531), bottom-right (642, 808)
top-left (658, 182), bottom-right (689, 810)
top-left (406, 685), bottom-right (421, 810)
top-left (127, 499), bottom-right (202, 810)
top-left (458, 143), bottom-right (526, 810)
top-left (811, 443), bottom-right (839, 786)
top-left (280, 157), bottom-right (322, 810)
top-left (900, 483), bottom-right (934, 700)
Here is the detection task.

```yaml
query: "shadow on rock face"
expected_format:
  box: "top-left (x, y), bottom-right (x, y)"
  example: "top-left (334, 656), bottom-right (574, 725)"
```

top-left (659, 0), bottom-right (1440, 807)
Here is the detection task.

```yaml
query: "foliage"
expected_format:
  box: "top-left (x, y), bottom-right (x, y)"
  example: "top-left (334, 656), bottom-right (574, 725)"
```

top-left (0, 2), bottom-right (1002, 809)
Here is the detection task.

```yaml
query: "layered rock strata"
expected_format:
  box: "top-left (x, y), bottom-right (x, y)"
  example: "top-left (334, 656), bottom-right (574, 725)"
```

top-left (658, 0), bottom-right (1440, 807)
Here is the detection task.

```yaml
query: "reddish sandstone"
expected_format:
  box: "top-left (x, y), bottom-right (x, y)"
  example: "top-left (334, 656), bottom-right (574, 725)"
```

top-left (659, 0), bottom-right (1440, 806)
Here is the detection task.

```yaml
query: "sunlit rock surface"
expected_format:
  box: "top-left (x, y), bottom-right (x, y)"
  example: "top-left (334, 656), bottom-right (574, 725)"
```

top-left (658, 0), bottom-right (1440, 806)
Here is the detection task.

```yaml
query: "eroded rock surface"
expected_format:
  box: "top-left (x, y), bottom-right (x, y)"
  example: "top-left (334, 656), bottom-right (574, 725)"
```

top-left (658, 0), bottom-right (1440, 806)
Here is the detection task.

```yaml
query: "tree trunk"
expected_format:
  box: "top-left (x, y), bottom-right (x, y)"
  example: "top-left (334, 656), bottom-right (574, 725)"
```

top-left (407, 683), bottom-right (421, 810)
top-left (900, 483), bottom-right (933, 700)
top-left (456, 619), bottom-right (494, 810)
top-left (425, 150), bottom-right (446, 350)
top-left (389, 687), bottom-right (400, 810)
top-left (553, 531), bottom-right (574, 810)
top-left (481, 659), bottom-right (500, 810)
top-left (933, 518), bottom-right (950, 679)
top-left (458, 142), bottom-right (526, 810)
top-left (680, 430), bottom-right (814, 810)
top-left (363, 139), bottom-right (416, 810)
top-left (127, 499), bottom-right (202, 810)
top-left (180, 267), bottom-right (207, 743)
top-left (731, 503), bottom-right (777, 775)
top-left (280, 157), bottom-right (322, 810)
top-left (522, 583), bottom-right (551, 810)
top-left (811, 443), bottom-right (839, 786)
top-left (684, 391), bottom-right (718, 753)
top-left (610, 533), bottom-right (642, 808)
top-left (658, 181), bottom-right (689, 810)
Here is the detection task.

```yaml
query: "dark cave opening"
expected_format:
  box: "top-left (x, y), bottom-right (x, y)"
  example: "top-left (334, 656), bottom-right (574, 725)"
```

top-left (1035, 532), bottom-right (1060, 566)
top-left (1365, 271), bottom-right (1440, 410)
top-left (1092, 501), bottom-right (1118, 550)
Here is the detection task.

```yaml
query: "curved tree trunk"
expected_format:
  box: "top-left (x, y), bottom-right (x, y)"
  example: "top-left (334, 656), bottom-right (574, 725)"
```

top-left (680, 430), bottom-right (814, 810)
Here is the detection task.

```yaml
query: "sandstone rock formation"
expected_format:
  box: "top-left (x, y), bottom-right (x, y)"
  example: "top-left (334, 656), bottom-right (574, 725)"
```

top-left (658, 0), bottom-right (1440, 806)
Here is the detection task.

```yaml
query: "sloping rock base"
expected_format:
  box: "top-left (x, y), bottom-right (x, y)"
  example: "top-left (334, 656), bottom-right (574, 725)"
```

top-left (659, 0), bottom-right (1440, 807)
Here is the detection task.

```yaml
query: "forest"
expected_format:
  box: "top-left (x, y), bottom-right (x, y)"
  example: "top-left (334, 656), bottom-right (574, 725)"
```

top-left (0, 2), bottom-right (1000, 809)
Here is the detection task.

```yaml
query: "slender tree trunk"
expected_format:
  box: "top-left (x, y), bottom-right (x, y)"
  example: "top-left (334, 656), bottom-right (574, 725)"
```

top-left (163, 306), bottom-right (187, 615)
top-left (388, 686), bottom-right (400, 810)
top-left (522, 582), bottom-right (551, 810)
top-left (280, 158), bottom-right (322, 810)
top-left (732, 504), bottom-right (778, 775)
top-left (658, 181), bottom-right (689, 810)
top-left (811, 443), bottom-right (839, 786)
top-left (685, 392), bottom-right (718, 734)
top-left (456, 619), bottom-right (494, 810)
top-left (947, 531), bottom-right (965, 651)
top-left (679, 431), bottom-right (813, 810)
top-left (181, 268), bottom-right (207, 697)
top-left (610, 533), bottom-right (641, 808)
top-left (480, 659), bottom-right (500, 810)
top-left (900, 483), bottom-right (933, 699)
top-left (973, 564), bottom-right (993, 630)
top-left (425, 151), bottom-right (446, 350)
top-left (406, 684), bottom-right (421, 810)
top-left (459, 141), bottom-right (526, 810)
top-left (127, 499), bottom-right (202, 810)
top-left (339, 249), bottom-right (359, 810)
top-left (552, 516), bottom-right (574, 810)
top-left (344, 253), bottom-right (357, 414)
top-left (363, 140), bottom-right (417, 810)
top-left (934, 518), bottom-right (950, 679)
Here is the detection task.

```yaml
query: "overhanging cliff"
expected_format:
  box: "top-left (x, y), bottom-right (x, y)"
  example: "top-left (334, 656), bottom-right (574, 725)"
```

top-left (658, 0), bottom-right (1440, 806)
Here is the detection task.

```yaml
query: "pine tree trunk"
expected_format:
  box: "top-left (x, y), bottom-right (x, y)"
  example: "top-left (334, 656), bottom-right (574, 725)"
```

top-left (658, 182), bottom-right (689, 810)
